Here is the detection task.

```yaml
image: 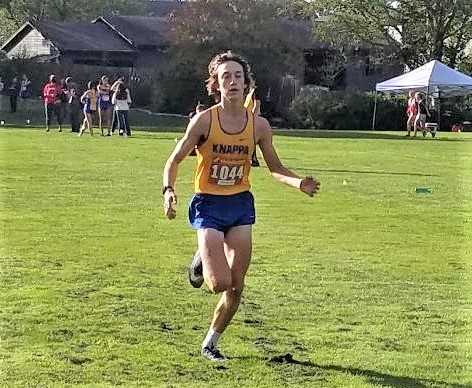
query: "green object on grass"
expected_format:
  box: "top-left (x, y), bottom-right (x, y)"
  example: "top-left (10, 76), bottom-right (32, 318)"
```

top-left (415, 187), bottom-right (432, 194)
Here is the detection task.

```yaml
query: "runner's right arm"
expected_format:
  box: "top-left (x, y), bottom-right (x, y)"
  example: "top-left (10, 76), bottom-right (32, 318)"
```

top-left (162, 111), bottom-right (210, 219)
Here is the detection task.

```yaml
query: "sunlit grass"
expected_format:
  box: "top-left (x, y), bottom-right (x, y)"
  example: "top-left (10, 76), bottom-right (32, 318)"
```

top-left (1, 128), bottom-right (471, 387)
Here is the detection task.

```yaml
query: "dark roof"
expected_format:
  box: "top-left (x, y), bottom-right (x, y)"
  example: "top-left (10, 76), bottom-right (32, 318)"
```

top-left (1, 22), bottom-right (34, 52)
top-left (98, 16), bottom-right (173, 48)
top-left (32, 20), bottom-right (136, 52)
top-left (146, 0), bottom-right (184, 17)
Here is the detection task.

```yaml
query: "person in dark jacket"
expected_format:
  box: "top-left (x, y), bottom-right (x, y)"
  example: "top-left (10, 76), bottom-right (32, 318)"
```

top-left (8, 76), bottom-right (20, 113)
top-left (65, 77), bottom-right (81, 132)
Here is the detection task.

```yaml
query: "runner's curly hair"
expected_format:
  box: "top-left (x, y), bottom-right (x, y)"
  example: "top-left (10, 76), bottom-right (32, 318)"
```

top-left (206, 51), bottom-right (255, 101)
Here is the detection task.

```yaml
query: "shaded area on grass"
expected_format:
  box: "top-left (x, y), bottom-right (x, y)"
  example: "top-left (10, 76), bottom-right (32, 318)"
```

top-left (274, 129), bottom-right (469, 141)
top-left (266, 353), bottom-right (470, 388)
top-left (296, 167), bottom-right (440, 178)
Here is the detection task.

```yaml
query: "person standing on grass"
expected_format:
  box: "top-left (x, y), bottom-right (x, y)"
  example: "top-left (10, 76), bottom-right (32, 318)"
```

top-left (110, 76), bottom-right (125, 134)
top-left (42, 75), bottom-right (63, 132)
top-left (65, 77), bottom-right (82, 133)
top-left (0, 76), bottom-right (4, 112)
top-left (162, 51), bottom-right (320, 362)
top-left (111, 82), bottom-right (132, 137)
top-left (8, 76), bottom-right (20, 113)
top-left (97, 75), bottom-right (112, 136)
top-left (413, 92), bottom-right (430, 137)
top-left (79, 81), bottom-right (98, 136)
top-left (20, 74), bottom-right (32, 99)
top-left (405, 90), bottom-right (417, 137)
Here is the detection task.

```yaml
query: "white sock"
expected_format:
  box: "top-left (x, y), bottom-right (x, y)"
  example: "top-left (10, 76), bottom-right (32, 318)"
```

top-left (202, 328), bottom-right (221, 350)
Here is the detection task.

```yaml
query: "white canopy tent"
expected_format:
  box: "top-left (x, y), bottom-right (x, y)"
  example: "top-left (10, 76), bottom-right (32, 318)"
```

top-left (372, 60), bottom-right (472, 129)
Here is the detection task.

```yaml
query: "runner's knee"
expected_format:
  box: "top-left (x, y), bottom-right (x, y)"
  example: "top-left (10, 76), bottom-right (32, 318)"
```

top-left (229, 284), bottom-right (244, 298)
top-left (206, 273), bottom-right (232, 293)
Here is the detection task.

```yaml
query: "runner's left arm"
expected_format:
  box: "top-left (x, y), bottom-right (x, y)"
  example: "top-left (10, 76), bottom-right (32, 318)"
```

top-left (256, 117), bottom-right (320, 197)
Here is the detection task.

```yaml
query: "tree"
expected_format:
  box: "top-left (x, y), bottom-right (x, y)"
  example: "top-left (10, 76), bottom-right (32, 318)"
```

top-left (159, 0), bottom-right (306, 112)
top-left (299, 0), bottom-right (472, 68)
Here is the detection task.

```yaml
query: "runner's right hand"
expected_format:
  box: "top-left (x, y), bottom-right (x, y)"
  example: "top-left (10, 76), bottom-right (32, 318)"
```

top-left (300, 176), bottom-right (320, 197)
top-left (164, 190), bottom-right (177, 219)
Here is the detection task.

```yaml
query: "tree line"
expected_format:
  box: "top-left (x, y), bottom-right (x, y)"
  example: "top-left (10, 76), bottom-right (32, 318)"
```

top-left (1, 0), bottom-right (470, 118)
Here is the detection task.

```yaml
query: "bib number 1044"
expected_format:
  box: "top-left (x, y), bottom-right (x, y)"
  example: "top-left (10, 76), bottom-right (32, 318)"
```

top-left (209, 163), bottom-right (244, 186)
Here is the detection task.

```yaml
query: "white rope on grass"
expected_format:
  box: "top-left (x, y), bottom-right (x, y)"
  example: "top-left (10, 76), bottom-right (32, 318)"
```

top-left (130, 108), bottom-right (187, 118)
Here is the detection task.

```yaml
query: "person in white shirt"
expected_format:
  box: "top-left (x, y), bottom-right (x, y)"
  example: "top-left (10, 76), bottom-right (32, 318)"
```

top-left (111, 82), bottom-right (132, 136)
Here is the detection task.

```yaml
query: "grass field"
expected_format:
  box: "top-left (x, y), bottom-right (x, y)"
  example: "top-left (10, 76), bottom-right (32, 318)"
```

top-left (1, 127), bottom-right (471, 387)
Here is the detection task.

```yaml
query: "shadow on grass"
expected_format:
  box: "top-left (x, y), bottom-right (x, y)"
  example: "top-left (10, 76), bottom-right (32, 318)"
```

top-left (294, 167), bottom-right (440, 178)
top-left (256, 353), bottom-right (470, 388)
top-left (274, 129), bottom-right (469, 142)
top-left (255, 164), bottom-right (439, 177)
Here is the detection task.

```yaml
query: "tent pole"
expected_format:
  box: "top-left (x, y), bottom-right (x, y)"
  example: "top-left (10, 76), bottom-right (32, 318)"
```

top-left (372, 91), bottom-right (378, 130)
top-left (426, 86), bottom-right (430, 110)
top-left (437, 90), bottom-right (441, 131)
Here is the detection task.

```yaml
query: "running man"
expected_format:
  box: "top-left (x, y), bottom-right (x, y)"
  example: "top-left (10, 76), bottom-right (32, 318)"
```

top-left (162, 51), bottom-right (320, 361)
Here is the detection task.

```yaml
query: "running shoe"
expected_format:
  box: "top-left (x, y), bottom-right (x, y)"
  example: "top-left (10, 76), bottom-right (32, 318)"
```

top-left (188, 251), bottom-right (204, 288)
top-left (201, 346), bottom-right (226, 361)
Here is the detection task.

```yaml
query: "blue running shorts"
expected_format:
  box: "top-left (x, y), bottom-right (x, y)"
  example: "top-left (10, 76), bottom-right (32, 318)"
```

top-left (188, 191), bottom-right (255, 233)
top-left (98, 96), bottom-right (111, 111)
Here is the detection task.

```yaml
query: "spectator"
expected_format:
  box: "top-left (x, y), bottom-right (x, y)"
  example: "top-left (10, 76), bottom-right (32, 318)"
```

top-left (65, 77), bottom-right (81, 133)
top-left (0, 76), bottom-right (4, 111)
top-left (110, 76), bottom-right (125, 134)
top-left (20, 74), bottom-right (32, 99)
top-left (79, 81), bottom-right (98, 136)
top-left (8, 76), bottom-right (20, 113)
top-left (405, 90), bottom-right (417, 137)
top-left (110, 76), bottom-right (125, 93)
top-left (59, 79), bottom-right (69, 125)
top-left (97, 75), bottom-right (112, 136)
top-left (111, 82), bottom-right (132, 136)
top-left (413, 92), bottom-right (430, 137)
top-left (42, 74), bottom-right (63, 132)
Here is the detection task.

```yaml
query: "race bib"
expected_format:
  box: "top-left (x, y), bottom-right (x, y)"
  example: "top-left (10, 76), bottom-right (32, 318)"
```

top-left (101, 95), bottom-right (110, 102)
top-left (209, 159), bottom-right (245, 186)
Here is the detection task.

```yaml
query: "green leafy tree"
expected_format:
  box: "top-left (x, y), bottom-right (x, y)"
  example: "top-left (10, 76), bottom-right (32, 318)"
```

top-left (300, 0), bottom-right (472, 68)
top-left (159, 0), bottom-right (306, 112)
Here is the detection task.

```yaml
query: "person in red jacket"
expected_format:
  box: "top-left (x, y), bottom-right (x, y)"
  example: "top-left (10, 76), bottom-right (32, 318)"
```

top-left (43, 74), bottom-right (63, 132)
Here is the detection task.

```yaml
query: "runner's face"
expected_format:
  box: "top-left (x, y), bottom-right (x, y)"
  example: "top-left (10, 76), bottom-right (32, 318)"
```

top-left (216, 61), bottom-right (246, 101)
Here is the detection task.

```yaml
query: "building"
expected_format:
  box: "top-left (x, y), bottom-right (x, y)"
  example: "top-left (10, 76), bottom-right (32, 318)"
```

top-left (0, 1), bottom-right (182, 68)
top-left (0, 1), bottom-right (401, 95)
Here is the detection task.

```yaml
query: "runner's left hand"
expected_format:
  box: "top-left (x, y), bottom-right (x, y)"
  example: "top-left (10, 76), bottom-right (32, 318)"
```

top-left (300, 176), bottom-right (320, 197)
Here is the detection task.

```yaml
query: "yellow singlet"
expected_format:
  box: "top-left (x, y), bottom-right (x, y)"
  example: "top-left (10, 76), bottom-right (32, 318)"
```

top-left (194, 105), bottom-right (255, 195)
top-left (244, 88), bottom-right (255, 112)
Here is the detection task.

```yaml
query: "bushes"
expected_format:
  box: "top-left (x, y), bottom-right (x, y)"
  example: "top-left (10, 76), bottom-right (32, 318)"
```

top-left (287, 87), bottom-right (406, 130)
